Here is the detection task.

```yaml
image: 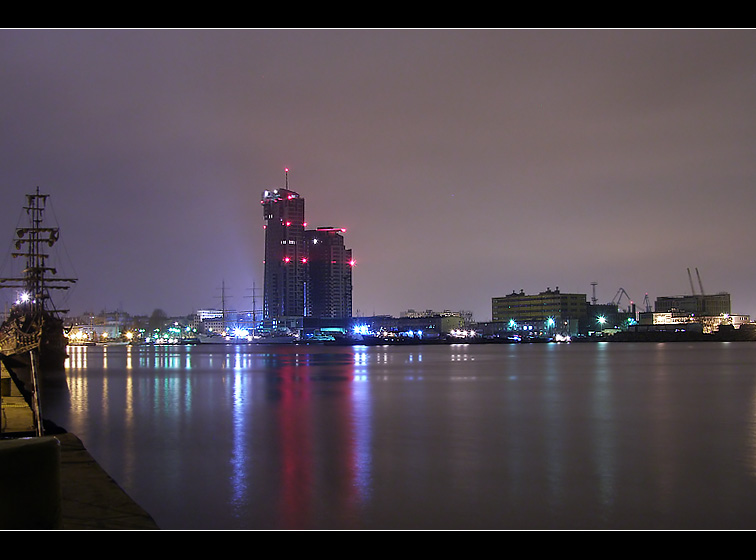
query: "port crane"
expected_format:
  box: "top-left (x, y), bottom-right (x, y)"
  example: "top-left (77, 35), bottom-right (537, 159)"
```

top-left (591, 283), bottom-right (650, 313)
top-left (687, 268), bottom-right (706, 295)
top-left (610, 288), bottom-right (635, 312)
top-left (643, 293), bottom-right (652, 313)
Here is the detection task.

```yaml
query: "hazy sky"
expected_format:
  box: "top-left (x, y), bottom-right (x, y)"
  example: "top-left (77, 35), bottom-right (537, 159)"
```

top-left (2, 28), bottom-right (756, 322)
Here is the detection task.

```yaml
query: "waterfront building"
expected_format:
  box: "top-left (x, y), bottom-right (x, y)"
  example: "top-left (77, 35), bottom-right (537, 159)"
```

top-left (400, 309), bottom-right (473, 324)
top-left (638, 310), bottom-right (750, 334)
top-left (261, 177), bottom-right (307, 322)
top-left (351, 314), bottom-right (465, 338)
top-left (190, 308), bottom-right (240, 335)
top-left (67, 322), bottom-right (120, 343)
top-left (492, 287), bottom-right (588, 335)
top-left (191, 309), bottom-right (223, 332)
top-left (654, 293), bottom-right (731, 316)
top-left (305, 227), bottom-right (353, 319)
top-left (261, 171), bottom-right (354, 329)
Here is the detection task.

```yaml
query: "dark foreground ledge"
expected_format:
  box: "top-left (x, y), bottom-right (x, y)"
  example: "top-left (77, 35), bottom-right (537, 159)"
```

top-left (0, 433), bottom-right (159, 530)
top-left (56, 432), bottom-right (159, 530)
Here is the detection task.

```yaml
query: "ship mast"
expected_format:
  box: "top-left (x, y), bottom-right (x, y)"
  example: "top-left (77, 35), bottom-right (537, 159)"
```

top-left (0, 187), bottom-right (77, 316)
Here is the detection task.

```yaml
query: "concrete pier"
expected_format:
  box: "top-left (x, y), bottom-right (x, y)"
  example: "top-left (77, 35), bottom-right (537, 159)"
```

top-left (2, 362), bottom-right (159, 530)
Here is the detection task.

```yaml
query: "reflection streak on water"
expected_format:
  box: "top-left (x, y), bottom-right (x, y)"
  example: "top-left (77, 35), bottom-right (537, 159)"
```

top-left (649, 344), bottom-right (674, 516)
top-left (352, 349), bottom-right (372, 504)
top-left (52, 342), bottom-right (756, 529)
top-left (591, 343), bottom-right (615, 518)
top-left (542, 345), bottom-right (565, 515)
top-left (231, 368), bottom-right (248, 512)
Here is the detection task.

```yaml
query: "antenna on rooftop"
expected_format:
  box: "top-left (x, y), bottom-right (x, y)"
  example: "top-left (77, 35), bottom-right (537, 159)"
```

top-left (285, 167), bottom-right (289, 189)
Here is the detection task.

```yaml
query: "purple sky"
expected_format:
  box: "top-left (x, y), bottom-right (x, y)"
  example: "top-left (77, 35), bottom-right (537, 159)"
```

top-left (2, 29), bottom-right (756, 322)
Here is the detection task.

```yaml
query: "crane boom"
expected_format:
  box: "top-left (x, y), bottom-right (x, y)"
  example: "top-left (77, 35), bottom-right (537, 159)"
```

top-left (696, 268), bottom-right (705, 295)
top-left (688, 268), bottom-right (697, 295)
top-left (611, 288), bottom-right (634, 311)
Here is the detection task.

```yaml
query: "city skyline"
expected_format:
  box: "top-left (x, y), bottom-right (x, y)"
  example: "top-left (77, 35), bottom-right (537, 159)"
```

top-left (2, 29), bottom-right (756, 321)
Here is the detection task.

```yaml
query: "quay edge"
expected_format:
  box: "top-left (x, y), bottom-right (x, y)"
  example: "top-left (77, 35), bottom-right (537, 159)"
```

top-left (2, 359), bottom-right (159, 530)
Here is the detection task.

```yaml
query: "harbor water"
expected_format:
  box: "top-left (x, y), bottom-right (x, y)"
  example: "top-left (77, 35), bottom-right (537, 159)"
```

top-left (41, 341), bottom-right (756, 529)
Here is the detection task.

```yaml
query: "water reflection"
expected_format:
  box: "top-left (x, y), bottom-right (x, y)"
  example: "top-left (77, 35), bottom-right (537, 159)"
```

top-left (43, 342), bottom-right (756, 529)
top-left (230, 369), bottom-right (248, 514)
top-left (591, 342), bottom-right (615, 518)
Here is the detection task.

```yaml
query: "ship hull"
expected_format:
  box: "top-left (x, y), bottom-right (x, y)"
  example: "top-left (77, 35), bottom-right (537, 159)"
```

top-left (0, 311), bottom-right (69, 402)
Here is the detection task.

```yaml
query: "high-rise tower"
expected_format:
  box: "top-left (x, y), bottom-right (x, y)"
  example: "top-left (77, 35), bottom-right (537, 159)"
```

top-left (305, 227), bottom-right (354, 319)
top-left (261, 169), bottom-right (306, 321)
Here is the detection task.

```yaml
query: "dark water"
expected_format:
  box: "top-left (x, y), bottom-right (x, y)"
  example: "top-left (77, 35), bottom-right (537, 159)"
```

top-left (42, 341), bottom-right (756, 530)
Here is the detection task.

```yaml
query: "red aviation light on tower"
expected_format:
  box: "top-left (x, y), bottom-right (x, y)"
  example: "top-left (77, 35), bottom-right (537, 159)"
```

top-left (301, 257), bottom-right (308, 264)
top-left (349, 259), bottom-right (356, 267)
top-left (283, 256), bottom-right (291, 264)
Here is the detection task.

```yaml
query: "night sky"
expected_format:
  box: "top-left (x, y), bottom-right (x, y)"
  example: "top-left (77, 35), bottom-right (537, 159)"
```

top-left (2, 29), bottom-right (756, 322)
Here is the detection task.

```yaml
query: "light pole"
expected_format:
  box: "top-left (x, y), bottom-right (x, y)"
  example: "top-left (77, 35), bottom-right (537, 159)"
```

top-left (597, 315), bottom-right (606, 335)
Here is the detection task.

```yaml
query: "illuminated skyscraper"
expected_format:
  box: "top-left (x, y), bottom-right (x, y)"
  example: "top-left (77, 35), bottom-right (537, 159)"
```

top-left (305, 227), bottom-right (353, 319)
top-left (261, 170), bottom-right (306, 321)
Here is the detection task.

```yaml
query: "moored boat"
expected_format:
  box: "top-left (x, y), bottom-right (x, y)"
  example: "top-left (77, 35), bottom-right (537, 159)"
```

top-left (197, 331), bottom-right (298, 344)
top-left (0, 188), bottom-right (77, 406)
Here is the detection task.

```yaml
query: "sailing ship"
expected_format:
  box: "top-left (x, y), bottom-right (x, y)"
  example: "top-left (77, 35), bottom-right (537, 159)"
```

top-left (196, 281), bottom-right (298, 344)
top-left (0, 188), bottom-right (77, 377)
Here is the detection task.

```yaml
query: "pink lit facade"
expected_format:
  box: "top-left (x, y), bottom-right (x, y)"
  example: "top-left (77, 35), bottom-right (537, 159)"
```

top-left (262, 184), bottom-right (353, 322)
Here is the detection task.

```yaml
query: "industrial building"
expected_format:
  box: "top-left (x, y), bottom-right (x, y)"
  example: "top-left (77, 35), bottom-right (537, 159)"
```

top-left (654, 293), bottom-right (731, 316)
top-left (640, 269), bottom-right (748, 334)
top-left (492, 287), bottom-right (588, 335)
top-left (636, 309), bottom-right (750, 334)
